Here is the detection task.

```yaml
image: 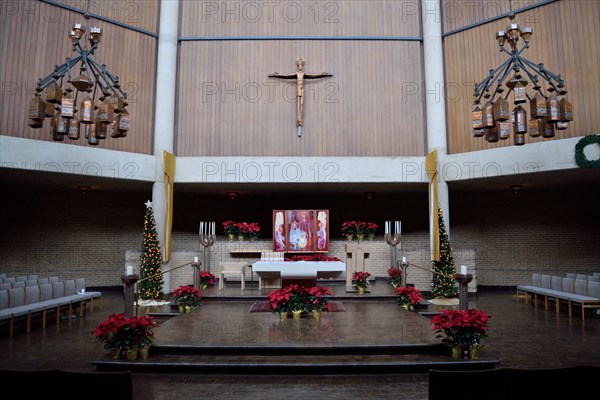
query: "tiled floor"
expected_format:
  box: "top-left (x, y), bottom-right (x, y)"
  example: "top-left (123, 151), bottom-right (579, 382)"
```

top-left (1, 282), bottom-right (598, 400)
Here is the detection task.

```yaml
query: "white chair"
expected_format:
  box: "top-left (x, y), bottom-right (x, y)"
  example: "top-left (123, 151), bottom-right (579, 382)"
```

top-left (218, 262), bottom-right (249, 290)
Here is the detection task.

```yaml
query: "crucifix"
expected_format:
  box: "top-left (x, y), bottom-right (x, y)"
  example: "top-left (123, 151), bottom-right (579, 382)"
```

top-left (269, 58), bottom-right (333, 137)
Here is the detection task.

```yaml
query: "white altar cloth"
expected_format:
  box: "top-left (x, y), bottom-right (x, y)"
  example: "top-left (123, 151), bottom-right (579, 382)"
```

top-left (251, 261), bottom-right (345, 283)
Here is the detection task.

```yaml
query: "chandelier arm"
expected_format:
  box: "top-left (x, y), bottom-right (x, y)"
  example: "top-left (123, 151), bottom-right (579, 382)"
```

top-left (36, 55), bottom-right (83, 91)
top-left (86, 58), bottom-right (117, 95)
top-left (474, 57), bottom-right (513, 103)
top-left (514, 60), bottom-right (543, 93)
top-left (520, 56), bottom-right (564, 87)
top-left (86, 61), bottom-right (111, 95)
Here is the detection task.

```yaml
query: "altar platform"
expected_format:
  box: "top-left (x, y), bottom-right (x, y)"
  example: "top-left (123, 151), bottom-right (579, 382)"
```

top-left (92, 281), bottom-right (499, 374)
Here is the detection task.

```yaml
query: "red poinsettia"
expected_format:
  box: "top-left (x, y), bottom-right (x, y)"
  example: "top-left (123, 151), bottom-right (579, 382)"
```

top-left (285, 254), bottom-right (341, 262)
top-left (199, 271), bottom-right (216, 288)
top-left (395, 286), bottom-right (423, 308)
top-left (306, 286), bottom-right (332, 312)
top-left (387, 267), bottom-right (402, 287)
top-left (171, 285), bottom-right (203, 308)
top-left (268, 284), bottom-right (298, 313)
top-left (352, 271), bottom-right (371, 288)
top-left (93, 313), bottom-right (158, 350)
top-left (430, 308), bottom-right (490, 347)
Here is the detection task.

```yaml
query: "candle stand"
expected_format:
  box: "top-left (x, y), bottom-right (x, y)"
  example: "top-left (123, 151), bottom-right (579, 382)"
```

top-left (384, 220), bottom-right (402, 273)
top-left (199, 221), bottom-right (216, 274)
top-left (454, 273), bottom-right (473, 310)
top-left (121, 274), bottom-right (139, 318)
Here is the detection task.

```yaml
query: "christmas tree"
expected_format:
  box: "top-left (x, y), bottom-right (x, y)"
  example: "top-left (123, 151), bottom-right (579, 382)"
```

top-left (431, 207), bottom-right (458, 297)
top-left (138, 200), bottom-right (164, 300)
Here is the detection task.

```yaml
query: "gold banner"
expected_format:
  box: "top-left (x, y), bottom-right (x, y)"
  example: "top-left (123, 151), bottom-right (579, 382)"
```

top-left (425, 150), bottom-right (440, 261)
top-left (163, 151), bottom-right (176, 261)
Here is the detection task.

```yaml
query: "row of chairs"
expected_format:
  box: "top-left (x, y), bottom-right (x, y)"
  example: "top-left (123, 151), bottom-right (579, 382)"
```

top-left (0, 278), bottom-right (102, 338)
top-left (516, 273), bottom-right (600, 320)
top-left (566, 272), bottom-right (600, 281)
top-left (0, 276), bottom-right (60, 290)
top-left (0, 273), bottom-right (39, 283)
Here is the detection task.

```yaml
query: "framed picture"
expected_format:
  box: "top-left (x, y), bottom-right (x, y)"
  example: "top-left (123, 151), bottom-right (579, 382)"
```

top-left (273, 210), bottom-right (286, 252)
top-left (273, 209), bottom-right (329, 253)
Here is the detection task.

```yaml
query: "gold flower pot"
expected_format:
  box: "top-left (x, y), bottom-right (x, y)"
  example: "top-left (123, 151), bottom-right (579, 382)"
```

top-left (124, 348), bottom-right (138, 360)
top-left (469, 346), bottom-right (481, 360)
top-left (357, 286), bottom-right (365, 295)
top-left (346, 234), bottom-right (354, 241)
top-left (138, 346), bottom-right (150, 360)
top-left (450, 345), bottom-right (462, 359)
top-left (292, 310), bottom-right (302, 319)
top-left (110, 348), bottom-right (121, 359)
top-left (312, 310), bottom-right (322, 320)
top-left (228, 234), bottom-right (235, 241)
top-left (279, 311), bottom-right (288, 320)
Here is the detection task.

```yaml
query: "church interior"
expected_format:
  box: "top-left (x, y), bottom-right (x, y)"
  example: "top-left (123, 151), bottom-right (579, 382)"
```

top-left (1, 1), bottom-right (599, 399)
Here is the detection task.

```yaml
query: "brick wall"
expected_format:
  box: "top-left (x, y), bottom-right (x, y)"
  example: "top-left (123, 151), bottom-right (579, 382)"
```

top-left (1, 186), bottom-right (597, 290)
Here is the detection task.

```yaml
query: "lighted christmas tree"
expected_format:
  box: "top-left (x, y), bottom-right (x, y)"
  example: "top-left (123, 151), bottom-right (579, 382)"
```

top-left (138, 200), bottom-right (164, 300)
top-left (431, 207), bottom-right (458, 297)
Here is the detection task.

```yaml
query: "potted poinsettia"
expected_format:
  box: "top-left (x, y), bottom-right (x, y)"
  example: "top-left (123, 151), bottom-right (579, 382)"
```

top-left (93, 313), bottom-right (158, 360)
top-left (199, 271), bottom-right (216, 289)
top-left (305, 285), bottom-right (332, 319)
top-left (352, 271), bottom-right (371, 294)
top-left (387, 267), bottom-right (402, 287)
top-left (395, 286), bottom-right (422, 311)
top-left (171, 285), bottom-right (203, 313)
top-left (268, 284), bottom-right (296, 319)
top-left (430, 308), bottom-right (490, 359)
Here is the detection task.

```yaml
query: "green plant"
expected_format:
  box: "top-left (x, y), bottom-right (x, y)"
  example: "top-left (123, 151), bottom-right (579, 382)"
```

top-left (171, 285), bottom-right (203, 308)
top-left (352, 271), bottom-right (371, 288)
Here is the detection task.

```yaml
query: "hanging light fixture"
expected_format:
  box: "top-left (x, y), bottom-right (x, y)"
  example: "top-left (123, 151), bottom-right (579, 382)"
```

top-left (472, 1), bottom-right (572, 146)
top-left (27, 2), bottom-right (130, 145)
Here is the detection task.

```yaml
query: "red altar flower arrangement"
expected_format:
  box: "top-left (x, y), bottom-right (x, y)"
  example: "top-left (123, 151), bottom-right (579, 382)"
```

top-left (268, 284), bottom-right (298, 313)
top-left (430, 308), bottom-right (490, 348)
top-left (285, 254), bottom-right (341, 262)
top-left (306, 285), bottom-right (332, 312)
top-left (269, 285), bottom-right (332, 315)
top-left (352, 271), bottom-right (371, 288)
top-left (387, 267), bottom-right (402, 287)
top-left (395, 286), bottom-right (422, 311)
top-left (171, 285), bottom-right (203, 309)
top-left (341, 221), bottom-right (379, 239)
top-left (93, 313), bottom-right (158, 352)
top-left (340, 221), bottom-right (358, 237)
top-left (199, 271), bottom-right (216, 289)
top-left (222, 220), bottom-right (261, 240)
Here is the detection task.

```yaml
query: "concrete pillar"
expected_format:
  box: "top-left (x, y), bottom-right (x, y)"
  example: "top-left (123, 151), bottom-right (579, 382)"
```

top-left (422, 0), bottom-right (451, 246)
top-left (152, 0), bottom-right (180, 292)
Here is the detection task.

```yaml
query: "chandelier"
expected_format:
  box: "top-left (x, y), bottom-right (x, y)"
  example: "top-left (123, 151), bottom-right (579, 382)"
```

top-left (28, 15), bottom-right (130, 145)
top-left (472, 3), bottom-right (572, 146)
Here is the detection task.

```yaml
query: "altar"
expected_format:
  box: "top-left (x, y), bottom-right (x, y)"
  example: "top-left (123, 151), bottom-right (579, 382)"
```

top-left (251, 261), bottom-right (345, 289)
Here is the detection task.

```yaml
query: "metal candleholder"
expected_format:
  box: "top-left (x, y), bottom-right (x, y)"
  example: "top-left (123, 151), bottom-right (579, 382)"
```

top-left (384, 220), bottom-right (402, 272)
top-left (199, 221), bottom-right (216, 275)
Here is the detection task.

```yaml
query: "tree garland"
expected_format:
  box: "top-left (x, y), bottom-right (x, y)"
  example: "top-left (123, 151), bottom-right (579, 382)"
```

top-left (575, 134), bottom-right (600, 168)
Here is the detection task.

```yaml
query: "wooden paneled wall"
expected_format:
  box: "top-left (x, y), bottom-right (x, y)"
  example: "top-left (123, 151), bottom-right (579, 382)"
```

top-left (444, 0), bottom-right (600, 154)
top-left (441, 0), bottom-right (548, 33)
top-left (181, 0), bottom-right (422, 37)
top-left (53, 0), bottom-right (159, 33)
top-left (176, 40), bottom-right (425, 156)
top-left (176, 0), bottom-right (425, 156)
top-left (0, 0), bottom-right (158, 153)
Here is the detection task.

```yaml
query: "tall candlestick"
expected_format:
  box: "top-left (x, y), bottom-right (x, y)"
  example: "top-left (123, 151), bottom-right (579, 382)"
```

top-left (212, 221), bottom-right (215, 235)
top-left (385, 221), bottom-right (389, 234)
top-left (460, 265), bottom-right (467, 275)
top-left (126, 265), bottom-right (133, 275)
top-left (395, 221), bottom-right (399, 235)
top-left (199, 222), bottom-right (203, 236)
top-left (194, 256), bottom-right (199, 262)
top-left (402, 256), bottom-right (407, 263)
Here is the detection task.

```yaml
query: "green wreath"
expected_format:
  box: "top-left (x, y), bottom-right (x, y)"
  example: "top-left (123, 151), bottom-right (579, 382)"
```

top-left (575, 135), bottom-right (600, 168)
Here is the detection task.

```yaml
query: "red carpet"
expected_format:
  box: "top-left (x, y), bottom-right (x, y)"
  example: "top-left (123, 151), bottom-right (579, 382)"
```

top-left (249, 301), bottom-right (345, 313)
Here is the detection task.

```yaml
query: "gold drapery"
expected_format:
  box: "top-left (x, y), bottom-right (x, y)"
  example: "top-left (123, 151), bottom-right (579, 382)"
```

top-left (163, 151), bottom-right (176, 261)
top-left (426, 150), bottom-right (440, 261)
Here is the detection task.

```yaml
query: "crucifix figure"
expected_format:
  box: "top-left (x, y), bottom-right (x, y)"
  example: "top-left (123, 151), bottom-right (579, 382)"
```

top-left (269, 58), bottom-right (333, 137)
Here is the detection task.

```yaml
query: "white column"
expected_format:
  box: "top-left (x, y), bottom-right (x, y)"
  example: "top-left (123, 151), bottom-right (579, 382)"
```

top-left (422, 0), bottom-right (450, 245)
top-left (152, 0), bottom-right (180, 292)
